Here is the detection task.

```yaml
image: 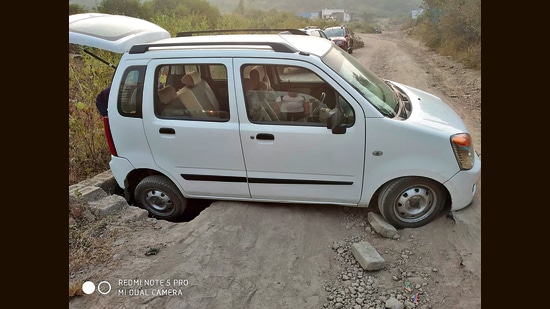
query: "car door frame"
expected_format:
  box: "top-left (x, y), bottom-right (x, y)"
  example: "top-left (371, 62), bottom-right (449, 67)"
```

top-left (142, 58), bottom-right (251, 199)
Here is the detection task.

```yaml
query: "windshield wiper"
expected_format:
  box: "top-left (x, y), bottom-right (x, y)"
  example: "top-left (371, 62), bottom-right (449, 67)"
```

top-left (386, 81), bottom-right (413, 119)
top-left (385, 81), bottom-right (399, 100)
top-left (385, 81), bottom-right (401, 112)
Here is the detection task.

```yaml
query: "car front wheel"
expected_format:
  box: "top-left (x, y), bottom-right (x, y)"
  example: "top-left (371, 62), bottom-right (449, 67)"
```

top-left (378, 177), bottom-right (446, 229)
top-left (134, 175), bottom-right (187, 221)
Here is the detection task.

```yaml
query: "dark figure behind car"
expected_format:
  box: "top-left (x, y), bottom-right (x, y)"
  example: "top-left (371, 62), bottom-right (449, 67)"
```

top-left (95, 86), bottom-right (110, 117)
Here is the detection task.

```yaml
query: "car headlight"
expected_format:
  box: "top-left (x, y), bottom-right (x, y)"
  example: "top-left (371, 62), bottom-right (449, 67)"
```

top-left (450, 133), bottom-right (475, 170)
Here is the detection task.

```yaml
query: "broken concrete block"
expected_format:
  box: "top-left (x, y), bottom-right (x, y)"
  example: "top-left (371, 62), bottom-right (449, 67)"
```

top-left (351, 241), bottom-right (386, 271)
top-left (368, 212), bottom-right (398, 238)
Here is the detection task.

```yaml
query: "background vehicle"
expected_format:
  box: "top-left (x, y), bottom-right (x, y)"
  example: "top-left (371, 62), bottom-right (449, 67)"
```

top-left (324, 25), bottom-right (354, 53)
top-left (299, 26), bottom-right (330, 40)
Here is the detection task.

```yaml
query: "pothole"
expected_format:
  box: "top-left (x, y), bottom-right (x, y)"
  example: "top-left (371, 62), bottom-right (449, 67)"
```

top-left (174, 199), bottom-right (213, 222)
top-left (70, 171), bottom-right (213, 224)
top-left (127, 197), bottom-right (213, 223)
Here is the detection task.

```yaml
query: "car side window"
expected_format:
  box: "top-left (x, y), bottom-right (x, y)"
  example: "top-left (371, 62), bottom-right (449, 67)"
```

top-left (241, 64), bottom-right (354, 126)
top-left (118, 65), bottom-right (146, 118)
top-left (154, 63), bottom-right (229, 121)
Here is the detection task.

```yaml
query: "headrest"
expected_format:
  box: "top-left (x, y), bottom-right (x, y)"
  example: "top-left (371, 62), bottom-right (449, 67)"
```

top-left (158, 85), bottom-right (177, 104)
top-left (258, 81), bottom-right (269, 91)
top-left (181, 70), bottom-right (202, 87)
top-left (243, 78), bottom-right (253, 91)
top-left (250, 67), bottom-right (272, 90)
top-left (249, 69), bottom-right (261, 90)
top-left (170, 65), bottom-right (184, 74)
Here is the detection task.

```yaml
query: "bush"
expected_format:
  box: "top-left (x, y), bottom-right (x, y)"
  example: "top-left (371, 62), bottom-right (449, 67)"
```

top-left (68, 50), bottom-right (114, 185)
top-left (408, 0), bottom-right (481, 70)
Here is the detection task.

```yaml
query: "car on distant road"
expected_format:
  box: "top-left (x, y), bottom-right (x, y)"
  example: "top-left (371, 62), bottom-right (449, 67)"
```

top-left (324, 25), bottom-right (354, 53)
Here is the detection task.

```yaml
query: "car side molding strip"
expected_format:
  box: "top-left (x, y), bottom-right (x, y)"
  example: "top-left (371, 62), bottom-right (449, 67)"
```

top-left (181, 174), bottom-right (352, 185)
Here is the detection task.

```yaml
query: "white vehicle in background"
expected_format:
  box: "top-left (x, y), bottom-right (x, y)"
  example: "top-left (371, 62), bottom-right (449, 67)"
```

top-left (299, 26), bottom-right (330, 40)
top-left (69, 13), bottom-right (480, 229)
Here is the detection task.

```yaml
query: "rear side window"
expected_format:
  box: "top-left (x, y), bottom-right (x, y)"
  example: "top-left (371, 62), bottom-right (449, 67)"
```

top-left (117, 65), bottom-right (145, 118)
top-left (208, 64), bottom-right (227, 80)
top-left (155, 63), bottom-right (229, 121)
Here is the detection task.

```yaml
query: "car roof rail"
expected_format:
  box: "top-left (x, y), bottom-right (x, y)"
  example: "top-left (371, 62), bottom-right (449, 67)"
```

top-left (129, 41), bottom-right (299, 54)
top-left (176, 28), bottom-right (308, 37)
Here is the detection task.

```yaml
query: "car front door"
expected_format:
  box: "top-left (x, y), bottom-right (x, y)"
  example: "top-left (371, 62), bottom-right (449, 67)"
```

top-left (235, 59), bottom-right (366, 205)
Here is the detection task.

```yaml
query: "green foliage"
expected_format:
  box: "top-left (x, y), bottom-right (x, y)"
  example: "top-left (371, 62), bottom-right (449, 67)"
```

top-left (409, 0), bottom-right (481, 69)
top-left (94, 0), bottom-right (221, 28)
top-left (239, 9), bottom-right (309, 29)
top-left (68, 49), bottom-right (115, 185)
top-left (69, 4), bottom-right (87, 15)
top-left (234, 0), bottom-right (245, 14)
top-left (174, 0), bottom-right (221, 28)
top-left (357, 0), bottom-right (423, 18)
top-left (97, 0), bottom-right (154, 20)
top-left (201, 0), bottom-right (423, 17)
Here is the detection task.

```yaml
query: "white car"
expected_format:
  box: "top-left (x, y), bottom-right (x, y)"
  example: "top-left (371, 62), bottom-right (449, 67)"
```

top-left (299, 26), bottom-right (330, 40)
top-left (69, 14), bottom-right (480, 228)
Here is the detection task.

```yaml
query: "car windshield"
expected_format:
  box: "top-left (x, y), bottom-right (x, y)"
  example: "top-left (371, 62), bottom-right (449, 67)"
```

top-left (322, 46), bottom-right (398, 117)
top-left (324, 28), bottom-right (344, 37)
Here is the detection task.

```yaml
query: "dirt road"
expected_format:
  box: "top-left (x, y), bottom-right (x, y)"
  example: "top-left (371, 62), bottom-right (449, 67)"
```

top-left (69, 30), bottom-right (481, 309)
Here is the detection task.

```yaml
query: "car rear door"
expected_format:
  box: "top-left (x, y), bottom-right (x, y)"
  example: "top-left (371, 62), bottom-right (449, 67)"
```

top-left (142, 59), bottom-right (250, 199)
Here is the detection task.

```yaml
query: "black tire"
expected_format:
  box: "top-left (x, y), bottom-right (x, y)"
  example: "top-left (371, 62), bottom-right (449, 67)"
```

top-left (134, 175), bottom-right (187, 221)
top-left (378, 177), bottom-right (446, 229)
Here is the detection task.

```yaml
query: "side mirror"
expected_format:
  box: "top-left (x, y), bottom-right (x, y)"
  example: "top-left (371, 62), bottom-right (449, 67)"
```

top-left (326, 108), bottom-right (346, 134)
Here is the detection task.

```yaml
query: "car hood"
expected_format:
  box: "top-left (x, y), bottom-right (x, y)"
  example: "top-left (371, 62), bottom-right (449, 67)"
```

top-left (392, 81), bottom-right (469, 133)
top-left (69, 13), bottom-right (170, 53)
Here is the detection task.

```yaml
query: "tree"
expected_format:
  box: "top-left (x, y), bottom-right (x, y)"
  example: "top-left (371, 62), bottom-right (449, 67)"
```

top-left (151, 0), bottom-right (181, 14)
top-left (69, 4), bottom-right (88, 15)
top-left (235, 0), bottom-right (245, 14)
top-left (96, 0), bottom-right (153, 20)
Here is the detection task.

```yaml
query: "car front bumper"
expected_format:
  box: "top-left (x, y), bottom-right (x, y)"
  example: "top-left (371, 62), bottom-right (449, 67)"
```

top-left (444, 151), bottom-right (481, 211)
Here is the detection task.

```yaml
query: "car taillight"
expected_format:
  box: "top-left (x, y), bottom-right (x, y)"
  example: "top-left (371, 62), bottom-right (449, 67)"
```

top-left (102, 116), bottom-right (118, 156)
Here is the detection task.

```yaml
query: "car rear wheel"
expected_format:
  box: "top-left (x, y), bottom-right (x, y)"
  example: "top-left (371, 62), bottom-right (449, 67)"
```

top-left (134, 175), bottom-right (187, 220)
top-left (378, 177), bottom-right (445, 229)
